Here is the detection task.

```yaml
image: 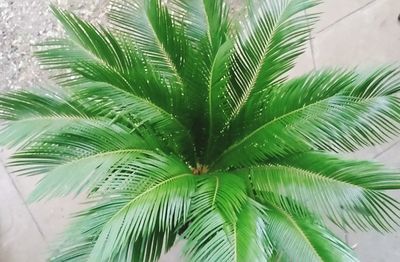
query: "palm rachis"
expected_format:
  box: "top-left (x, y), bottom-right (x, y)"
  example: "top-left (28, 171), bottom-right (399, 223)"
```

top-left (2, 0), bottom-right (400, 261)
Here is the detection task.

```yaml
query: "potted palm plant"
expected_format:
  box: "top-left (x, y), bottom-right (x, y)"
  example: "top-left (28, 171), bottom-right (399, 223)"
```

top-left (2, 0), bottom-right (400, 261)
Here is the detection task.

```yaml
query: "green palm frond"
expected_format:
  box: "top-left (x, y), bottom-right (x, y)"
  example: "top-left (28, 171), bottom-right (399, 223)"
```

top-left (37, 6), bottom-right (183, 115)
top-left (0, 90), bottom-right (101, 146)
top-left (89, 166), bottom-right (194, 261)
top-left (226, 0), bottom-right (318, 121)
top-left (212, 68), bottom-right (400, 168)
top-left (265, 201), bottom-right (358, 262)
top-left (3, 0), bottom-right (400, 261)
top-left (242, 163), bottom-right (400, 232)
top-left (108, 0), bottom-right (193, 101)
top-left (183, 174), bottom-right (271, 262)
top-left (9, 122), bottom-right (159, 200)
top-left (169, 0), bottom-right (230, 54)
top-left (51, 154), bottom-right (193, 262)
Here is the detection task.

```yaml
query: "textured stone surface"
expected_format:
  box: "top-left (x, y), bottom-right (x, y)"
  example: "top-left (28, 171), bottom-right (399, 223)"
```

top-left (0, 0), bottom-right (109, 90)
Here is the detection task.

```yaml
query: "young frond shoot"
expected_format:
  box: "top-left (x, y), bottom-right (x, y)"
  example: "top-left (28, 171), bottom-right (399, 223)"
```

top-left (3, 0), bottom-right (400, 261)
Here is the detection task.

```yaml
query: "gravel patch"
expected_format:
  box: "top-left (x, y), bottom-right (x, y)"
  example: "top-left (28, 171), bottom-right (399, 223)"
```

top-left (0, 0), bottom-right (243, 91)
top-left (0, 0), bottom-right (109, 90)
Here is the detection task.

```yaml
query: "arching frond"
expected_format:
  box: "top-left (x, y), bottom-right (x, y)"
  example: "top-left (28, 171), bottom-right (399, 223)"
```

top-left (282, 151), bottom-right (400, 190)
top-left (88, 162), bottom-right (195, 261)
top-left (0, 90), bottom-right (105, 147)
top-left (242, 164), bottom-right (400, 232)
top-left (108, 0), bottom-right (190, 89)
top-left (169, 0), bottom-right (231, 54)
top-left (8, 122), bottom-right (162, 200)
top-left (50, 155), bottom-right (194, 262)
top-left (36, 6), bottom-right (183, 116)
top-left (205, 40), bottom-right (234, 159)
top-left (183, 174), bottom-right (258, 262)
top-left (226, 0), bottom-right (318, 122)
top-left (265, 201), bottom-right (358, 262)
top-left (213, 68), bottom-right (400, 168)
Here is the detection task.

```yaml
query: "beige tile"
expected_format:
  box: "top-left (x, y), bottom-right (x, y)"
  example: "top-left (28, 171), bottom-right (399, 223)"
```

top-left (374, 141), bottom-right (400, 168)
top-left (288, 41), bottom-right (316, 78)
top-left (0, 164), bottom-right (47, 262)
top-left (346, 142), bottom-right (400, 261)
top-left (28, 195), bottom-right (85, 242)
top-left (4, 168), bottom-right (86, 243)
top-left (3, 154), bottom-right (85, 243)
top-left (343, 140), bottom-right (400, 161)
top-left (347, 230), bottom-right (400, 262)
top-left (312, 0), bottom-right (376, 32)
top-left (313, 0), bottom-right (400, 68)
top-left (159, 240), bottom-right (185, 262)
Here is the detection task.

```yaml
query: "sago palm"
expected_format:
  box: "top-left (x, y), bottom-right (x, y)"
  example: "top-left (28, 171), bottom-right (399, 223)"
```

top-left (2, 0), bottom-right (400, 261)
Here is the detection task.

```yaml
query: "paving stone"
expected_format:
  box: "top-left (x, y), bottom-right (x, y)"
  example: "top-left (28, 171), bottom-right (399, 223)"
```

top-left (311, 0), bottom-right (376, 32)
top-left (5, 167), bottom-right (84, 239)
top-left (312, 0), bottom-right (400, 68)
top-left (346, 142), bottom-right (400, 262)
top-left (289, 41), bottom-right (316, 77)
top-left (159, 240), bottom-right (185, 262)
top-left (0, 163), bottom-right (47, 262)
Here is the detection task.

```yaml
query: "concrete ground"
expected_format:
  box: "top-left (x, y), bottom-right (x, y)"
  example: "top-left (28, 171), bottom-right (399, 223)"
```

top-left (1, 0), bottom-right (400, 261)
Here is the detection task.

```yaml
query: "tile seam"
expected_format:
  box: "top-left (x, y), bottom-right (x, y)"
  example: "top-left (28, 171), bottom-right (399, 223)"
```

top-left (0, 155), bottom-right (47, 242)
top-left (316, 0), bottom-right (378, 35)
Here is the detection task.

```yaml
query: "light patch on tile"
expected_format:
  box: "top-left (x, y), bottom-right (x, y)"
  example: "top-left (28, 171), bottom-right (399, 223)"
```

top-left (311, 0), bottom-right (376, 33)
top-left (0, 164), bottom-right (47, 262)
top-left (313, 0), bottom-right (400, 68)
top-left (288, 41), bottom-right (316, 78)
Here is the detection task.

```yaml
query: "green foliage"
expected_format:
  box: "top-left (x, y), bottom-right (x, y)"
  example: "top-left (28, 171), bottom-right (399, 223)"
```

top-left (2, 0), bottom-right (400, 261)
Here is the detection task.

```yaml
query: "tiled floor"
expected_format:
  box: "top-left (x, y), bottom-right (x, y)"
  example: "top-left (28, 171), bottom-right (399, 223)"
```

top-left (1, 0), bottom-right (400, 261)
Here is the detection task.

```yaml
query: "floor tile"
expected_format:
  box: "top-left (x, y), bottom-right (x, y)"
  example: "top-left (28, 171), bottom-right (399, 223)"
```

top-left (0, 164), bottom-right (47, 262)
top-left (289, 41), bottom-right (316, 78)
top-left (159, 240), bottom-right (185, 262)
top-left (344, 140), bottom-right (400, 161)
top-left (346, 142), bottom-right (400, 262)
top-left (374, 141), bottom-right (400, 167)
top-left (312, 0), bottom-right (376, 32)
top-left (313, 0), bottom-right (400, 68)
top-left (4, 163), bottom-right (87, 244)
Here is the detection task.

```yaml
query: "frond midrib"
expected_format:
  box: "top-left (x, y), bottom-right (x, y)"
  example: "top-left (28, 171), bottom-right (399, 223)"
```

top-left (142, 2), bottom-right (186, 88)
top-left (268, 202), bottom-right (324, 262)
top-left (10, 148), bottom-right (155, 170)
top-left (211, 95), bottom-right (340, 167)
top-left (226, 1), bottom-right (292, 126)
top-left (102, 172), bottom-right (193, 228)
top-left (249, 164), bottom-right (367, 191)
top-left (212, 92), bottom-right (394, 168)
top-left (211, 176), bottom-right (220, 208)
top-left (5, 114), bottom-right (100, 123)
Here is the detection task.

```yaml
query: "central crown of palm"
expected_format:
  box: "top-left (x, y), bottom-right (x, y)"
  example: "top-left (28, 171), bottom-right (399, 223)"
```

top-left (2, 0), bottom-right (400, 261)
